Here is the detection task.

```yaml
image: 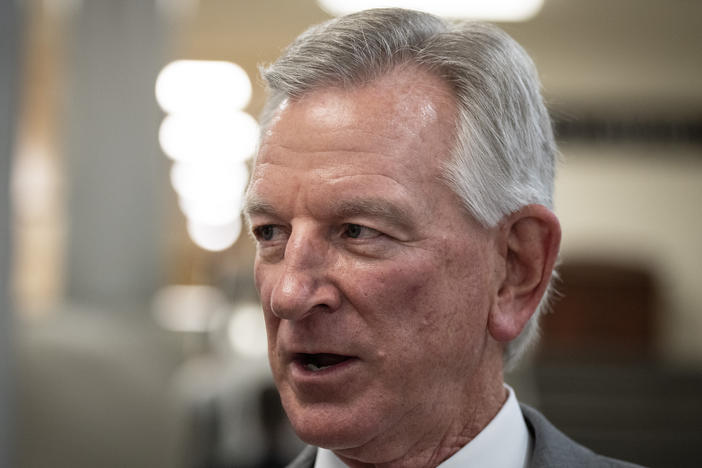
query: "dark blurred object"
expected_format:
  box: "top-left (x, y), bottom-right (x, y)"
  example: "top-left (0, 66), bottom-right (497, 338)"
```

top-left (0, 0), bottom-right (21, 466)
top-left (186, 385), bottom-right (295, 468)
top-left (17, 308), bottom-right (186, 468)
top-left (257, 386), bottom-right (295, 468)
top-left (539, 261), bottom-right (658, 362)
top-left (554, 116), bottom-right (702, 145)
top-left (535, 364), bottom-right (702, 468)
top-left (177, 358), bottom-right (304, 468)
top-left (534, 261), bottom-right (702, 467)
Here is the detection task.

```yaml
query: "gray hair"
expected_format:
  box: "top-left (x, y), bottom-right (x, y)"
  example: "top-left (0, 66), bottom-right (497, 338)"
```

top-left (258, 8), bottom-right (557, 370)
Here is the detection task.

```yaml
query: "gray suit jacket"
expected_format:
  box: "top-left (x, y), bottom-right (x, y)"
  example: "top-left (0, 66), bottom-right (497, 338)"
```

top-left (285, 405), bottom-right (644, 467)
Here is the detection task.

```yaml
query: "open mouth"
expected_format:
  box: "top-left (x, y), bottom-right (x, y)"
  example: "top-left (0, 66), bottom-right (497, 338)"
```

top-left (295, 353), bottom-right (353, 372)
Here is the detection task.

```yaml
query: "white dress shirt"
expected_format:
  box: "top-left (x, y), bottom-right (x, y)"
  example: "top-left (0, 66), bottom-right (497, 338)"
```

top-left (314, 385), bottom-right (532, 468)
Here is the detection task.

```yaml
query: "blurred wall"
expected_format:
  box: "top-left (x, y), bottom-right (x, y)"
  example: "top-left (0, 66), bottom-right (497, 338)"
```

top-left (557, 142), bottom-right (702, 364)
top-left (15, 2), bottom-right (188, 468)
top-left (1, 1), bottom-right (21, 465)
top-left (64, 0), bottom-right (168, 309)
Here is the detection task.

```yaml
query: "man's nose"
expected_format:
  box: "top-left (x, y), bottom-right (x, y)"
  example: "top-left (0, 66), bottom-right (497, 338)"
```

top-left (269, 229), bottom-right (341, 321)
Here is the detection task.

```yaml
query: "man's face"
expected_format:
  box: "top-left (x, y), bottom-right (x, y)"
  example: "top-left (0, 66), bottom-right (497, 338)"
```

top-left (246, 68), bottom-right (504, 461)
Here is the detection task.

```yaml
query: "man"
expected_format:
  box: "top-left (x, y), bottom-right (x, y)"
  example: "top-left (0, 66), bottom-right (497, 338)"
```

top-left (244, 8), bottom-right (641, 468)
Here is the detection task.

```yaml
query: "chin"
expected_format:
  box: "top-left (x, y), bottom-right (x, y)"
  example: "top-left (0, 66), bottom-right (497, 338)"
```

top-left (283, 397), bottom-right (375, 451)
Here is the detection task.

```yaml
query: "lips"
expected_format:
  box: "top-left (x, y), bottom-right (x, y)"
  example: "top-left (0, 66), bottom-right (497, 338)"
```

top-left (285, 350), bottom-right (363, 399)
top-left (294, 353), bottom-right (354, 372)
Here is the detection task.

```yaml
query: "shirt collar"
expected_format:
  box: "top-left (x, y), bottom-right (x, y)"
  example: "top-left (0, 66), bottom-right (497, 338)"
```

top-left (314, 385), bottom-right (532, 468)
top-left (315, 446), bottom-right (350, 468)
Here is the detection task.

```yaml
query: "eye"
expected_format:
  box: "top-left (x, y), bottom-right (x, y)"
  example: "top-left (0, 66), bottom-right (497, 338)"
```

top-left (343, 223), bottom-right (381, 239)
top-left (253, 225), bottom-right (282, 242)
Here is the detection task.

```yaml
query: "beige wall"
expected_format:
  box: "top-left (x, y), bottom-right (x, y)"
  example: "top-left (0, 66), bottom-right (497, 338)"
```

top-left (556, 142), bottom-right (702, 365)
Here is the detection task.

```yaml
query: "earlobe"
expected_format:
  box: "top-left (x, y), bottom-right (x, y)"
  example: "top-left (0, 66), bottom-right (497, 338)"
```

top-left (488, 205), bottom-right (561, 342)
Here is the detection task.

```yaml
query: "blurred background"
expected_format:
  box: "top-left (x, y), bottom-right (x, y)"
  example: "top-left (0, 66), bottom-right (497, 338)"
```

top-left (1, 0), bottom-right (701, 467)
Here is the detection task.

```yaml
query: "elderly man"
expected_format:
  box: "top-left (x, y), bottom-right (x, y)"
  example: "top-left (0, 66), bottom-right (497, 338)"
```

top-left (244, 8), bottom-right (640, 468)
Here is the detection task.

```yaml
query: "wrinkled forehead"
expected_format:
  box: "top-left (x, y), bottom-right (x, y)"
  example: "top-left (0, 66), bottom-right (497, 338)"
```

top-left (257, 66), bottom-right (458, 160)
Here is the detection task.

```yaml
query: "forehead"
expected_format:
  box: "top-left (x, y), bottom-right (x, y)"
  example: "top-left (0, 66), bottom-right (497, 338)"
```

top-left (247, 68), bottom-right (458, 217)
top-left (259, 66), bottom-right (456, 165)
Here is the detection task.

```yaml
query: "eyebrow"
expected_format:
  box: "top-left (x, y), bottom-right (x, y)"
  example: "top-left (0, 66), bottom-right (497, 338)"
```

top-left (330, 198), bottom-right (414, 229)
top-left (242, 195), bottom-right (278, 223)
top-left (243, 194), bottom-right (414, 230)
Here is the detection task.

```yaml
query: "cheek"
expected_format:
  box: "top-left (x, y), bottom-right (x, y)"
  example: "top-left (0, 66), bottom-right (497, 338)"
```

top-left (349, 249), bottom-right (492, 353)
top-left (349, 257), bottom-right (446, 333)
top-left (361, 262), bottom-right (425, 300)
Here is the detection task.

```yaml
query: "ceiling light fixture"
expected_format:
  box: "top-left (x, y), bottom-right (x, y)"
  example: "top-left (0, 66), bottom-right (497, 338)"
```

top-left (317, 0), bottom-right (543, 22)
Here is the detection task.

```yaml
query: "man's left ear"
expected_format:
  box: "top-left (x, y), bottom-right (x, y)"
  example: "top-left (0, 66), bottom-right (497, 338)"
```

top-left (488, 204), bottom-right (561, 342)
